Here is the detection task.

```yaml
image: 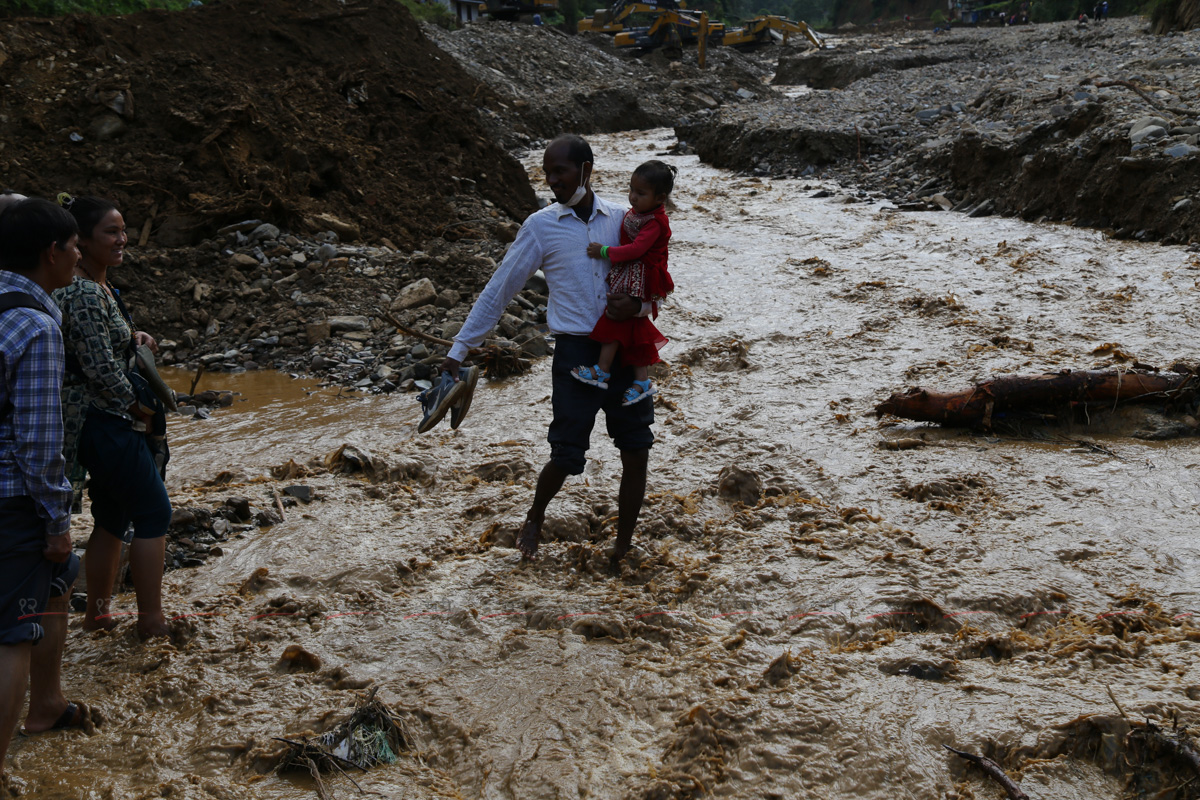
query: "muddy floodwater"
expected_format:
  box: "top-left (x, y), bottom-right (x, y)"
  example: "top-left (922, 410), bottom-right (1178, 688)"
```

top-left (12, 130), bottom-right (1200, 800)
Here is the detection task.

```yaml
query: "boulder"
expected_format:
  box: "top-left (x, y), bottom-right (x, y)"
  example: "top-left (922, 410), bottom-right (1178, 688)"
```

top-left (390, 278), bottom-right (437, 310)
top-left (328, 315), bottom-right (370, 332)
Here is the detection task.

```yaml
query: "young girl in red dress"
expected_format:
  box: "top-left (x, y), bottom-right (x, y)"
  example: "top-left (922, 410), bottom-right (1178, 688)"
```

top-left (572, 160), bottom-right (676, 406)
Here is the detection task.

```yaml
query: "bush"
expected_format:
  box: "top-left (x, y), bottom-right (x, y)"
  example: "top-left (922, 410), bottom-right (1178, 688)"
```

top-left (930, 8), bottom-right (946, 21)
top-left (1, 0), bottom-right (190, 15)
top-left (398, 0), bottom-right (458, 27)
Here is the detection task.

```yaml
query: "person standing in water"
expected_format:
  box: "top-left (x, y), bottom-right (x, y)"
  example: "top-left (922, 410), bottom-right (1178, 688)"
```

top-left (438, 134), bottom-right (657, 568)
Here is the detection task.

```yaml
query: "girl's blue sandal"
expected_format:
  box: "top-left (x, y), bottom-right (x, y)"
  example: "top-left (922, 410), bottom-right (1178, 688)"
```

top-left (622, 379), bottom-right (655, 406)
top-left (572, 364), bottom-right (611, 389)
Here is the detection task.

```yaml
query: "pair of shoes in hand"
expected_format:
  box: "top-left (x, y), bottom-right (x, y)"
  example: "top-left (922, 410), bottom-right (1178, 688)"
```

top-left (417, 366), bottom-right (479, 433)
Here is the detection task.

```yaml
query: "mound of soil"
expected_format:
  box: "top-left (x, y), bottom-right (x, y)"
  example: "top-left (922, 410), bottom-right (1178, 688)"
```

top-left (0, 0), bottom-right (536, 246)
top-left (423, 20), bottom-right (776, 147)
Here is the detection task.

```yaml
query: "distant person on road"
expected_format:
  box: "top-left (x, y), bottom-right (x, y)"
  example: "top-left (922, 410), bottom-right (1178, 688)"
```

top-left (573, 159), bottom-right (676, 407)
top-left (55, 195), bottom-right (171, 640)
top-left (0, 198), bottom-right (87, 791)
top-left (533, 12), bottom-right (543, 24)
top-left (438, 134), bottom-right (656, 569)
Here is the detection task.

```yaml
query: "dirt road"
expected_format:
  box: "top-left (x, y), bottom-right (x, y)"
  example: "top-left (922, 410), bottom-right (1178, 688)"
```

top-left (9, 130), bottom-right (1200, 800)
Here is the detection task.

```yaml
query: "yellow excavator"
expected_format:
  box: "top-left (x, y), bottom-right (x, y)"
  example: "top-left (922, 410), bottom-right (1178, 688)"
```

top-left (610, 8), bottom-right (722, 50)
top-left (719, 14), bottom-right (823, 48)
top-left (579, 0), bottom-right (687, 34)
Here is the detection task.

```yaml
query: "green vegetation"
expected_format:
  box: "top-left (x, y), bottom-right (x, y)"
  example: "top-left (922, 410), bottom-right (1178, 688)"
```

top-left (930, 7), bottom-right (945, 20)
top-left (399, 0), bottom-right (458, 26)
top-left (0, 0), bottom-right (190, 15)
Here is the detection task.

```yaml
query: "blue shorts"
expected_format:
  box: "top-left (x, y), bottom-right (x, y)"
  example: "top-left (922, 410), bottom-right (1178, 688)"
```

top-left (0, 496), bottom-right (80, 646)
top-left (548, 334), bottom-right (654, 476)
top-left (78, 409), bottom-right (171, 540)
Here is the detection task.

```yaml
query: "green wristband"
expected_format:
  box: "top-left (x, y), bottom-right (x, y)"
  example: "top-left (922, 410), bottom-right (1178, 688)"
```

top-left (600, 245), bottom-right (609, 259)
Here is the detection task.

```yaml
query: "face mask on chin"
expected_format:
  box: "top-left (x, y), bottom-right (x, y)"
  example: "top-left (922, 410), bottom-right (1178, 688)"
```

top-left (562, 162), bottom-right (592, 207)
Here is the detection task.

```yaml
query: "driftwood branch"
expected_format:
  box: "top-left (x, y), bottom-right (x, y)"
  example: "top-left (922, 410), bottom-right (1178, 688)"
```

top-left (1092, 79), bottom-right (1200, 117)
top-left (943, 745), bottom-right (1030, 800)
top-left (381, 310), bottom-right (454, 347)
top-left (876, 369), bottom-right (1194, 427)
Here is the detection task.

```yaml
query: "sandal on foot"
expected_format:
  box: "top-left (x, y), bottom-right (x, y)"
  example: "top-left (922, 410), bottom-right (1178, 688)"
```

top-left (571, 364), bottom-right (610, 390)
top-left (18, 702), bottom-right (87, 736)
top-left (622, 379), bottom-right (655, 406)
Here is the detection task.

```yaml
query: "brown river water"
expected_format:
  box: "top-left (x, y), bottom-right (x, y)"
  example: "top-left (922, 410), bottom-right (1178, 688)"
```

top-left (10, 129), bottom-right (1200, 800)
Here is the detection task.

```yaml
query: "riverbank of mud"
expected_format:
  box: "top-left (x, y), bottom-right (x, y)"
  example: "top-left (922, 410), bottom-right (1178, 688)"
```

top-left (10, 131), bottom-right (1199, 800)
top-left (676, 18), bottom-right (1200, 243)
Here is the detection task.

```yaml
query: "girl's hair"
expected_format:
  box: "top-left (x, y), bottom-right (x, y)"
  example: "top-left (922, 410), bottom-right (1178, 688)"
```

top-left (0, 198), bottom-right (78, 273)
top-left (633, 160), bottom-right (677, 198)
top-left (57, 193), bottom-right (119, 239)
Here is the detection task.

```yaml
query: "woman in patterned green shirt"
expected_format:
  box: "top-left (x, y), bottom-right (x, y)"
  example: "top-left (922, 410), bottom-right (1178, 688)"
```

top-left (55, 196), bottom-right (171, 640)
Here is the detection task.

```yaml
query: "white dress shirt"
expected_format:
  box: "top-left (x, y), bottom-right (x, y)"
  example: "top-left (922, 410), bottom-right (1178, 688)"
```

top-left (448, 195), bottom-right (625, 363)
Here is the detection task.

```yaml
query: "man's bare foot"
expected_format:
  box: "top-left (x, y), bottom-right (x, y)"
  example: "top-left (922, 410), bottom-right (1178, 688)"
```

top-left (609, 540), bottom-right (632, 574)
top-left (137, 613), bottom-right (171, 640)
top-left (517, 519), bottom-right (540, 560)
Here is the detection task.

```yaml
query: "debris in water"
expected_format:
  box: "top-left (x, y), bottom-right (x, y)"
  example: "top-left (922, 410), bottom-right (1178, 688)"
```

top-left (276, 690), bottom-right (412, 798)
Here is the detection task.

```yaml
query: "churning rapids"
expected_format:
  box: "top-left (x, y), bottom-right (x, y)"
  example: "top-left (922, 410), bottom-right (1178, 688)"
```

top-left (10, 130), bottom-right (1200, 800)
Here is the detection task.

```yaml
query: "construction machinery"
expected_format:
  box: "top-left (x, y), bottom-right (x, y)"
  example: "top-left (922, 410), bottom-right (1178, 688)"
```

top-left (483, 0), bottom-right (557, 20)
top-left (578, 0), bottom-right (687, 34)
top-left (719, 14), bottom-right (823, 48)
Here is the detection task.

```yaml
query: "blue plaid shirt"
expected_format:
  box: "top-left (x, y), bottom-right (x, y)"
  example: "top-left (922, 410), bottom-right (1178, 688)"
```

top-left (0, 270), bottom-right (71, 537)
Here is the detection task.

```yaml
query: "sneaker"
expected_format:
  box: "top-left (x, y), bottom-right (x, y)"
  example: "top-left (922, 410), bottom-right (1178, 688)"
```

top-left (416, 371), bottom-right (467, 433)
top-left (450, 365), bottom-right (480, 430)
top-left (622, 379), bottom-right (655, 406)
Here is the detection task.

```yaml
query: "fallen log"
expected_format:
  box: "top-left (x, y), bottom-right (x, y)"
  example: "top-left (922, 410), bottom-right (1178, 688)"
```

top-left (943, 745), bottom-right (1030, 800)
top-left (876, 369), bottom-right (1194, 427)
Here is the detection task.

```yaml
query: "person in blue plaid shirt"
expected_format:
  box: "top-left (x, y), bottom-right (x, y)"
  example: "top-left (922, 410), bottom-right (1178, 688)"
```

top-left (0, 197), bottom-right (88, 789)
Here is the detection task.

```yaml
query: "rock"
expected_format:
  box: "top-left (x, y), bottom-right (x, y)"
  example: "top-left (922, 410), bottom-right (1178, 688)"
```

top-left (315, 243), bottom-right (339, 263)
top-left (930, 193), bottom-right (954, 211)
top-left (171, 508), bottom-right (198, 527)
top-left (436, 288), bottom-right (461, 309)
top-left (1174, 198), bottom-right (1193, 211)
top-left (693, 92), bottom-right (719, 109)
top-left (217, 220), bottom-right (263, 236)
top-left (520, 334), bottom-right (549, 357)
top-left (305, 320), bottom-right (331, 342)
top-left (277, 644), bottom-right (321, 673)
top-left (411, 343), bottom-right (430, 358)
top-left (304, 213), bottom-right (361, 241)
top-left (224, 496), bottom-right (252, 521)
top-left (736, 88), bottom-right (756, 99)
top-left (390, 277), bottom-right (437, 310)
top-left (283, 485), bottom-right (313, 503)
top-left (524, 270), bottom-right (548, 294)
top-left (1164, 143), bottom-right (1198, 158)
top-left (249, 223), bottom-right (281, 243)
top-left (328, 315), bottom-right (370, 332)
top-left (915, 108), bottom-right (942, 121)
top-left (88, 114), bottom-right (127, 141)
top-left (1131, 125), bottom-right (1167, 144)
top-left (497, 313), bottom-right (523, 338)
top-left (229, 253), bottom-right (259, 268)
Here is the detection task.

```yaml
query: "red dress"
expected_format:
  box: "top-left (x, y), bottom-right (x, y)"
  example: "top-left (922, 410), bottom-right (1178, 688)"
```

top-left (591, 205), bottom-right (674, 367)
